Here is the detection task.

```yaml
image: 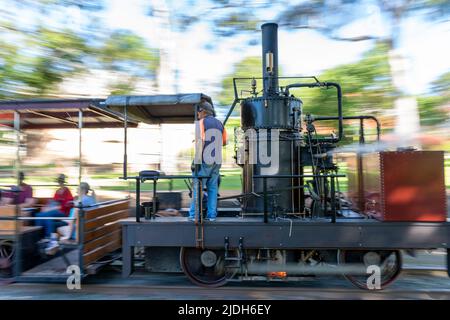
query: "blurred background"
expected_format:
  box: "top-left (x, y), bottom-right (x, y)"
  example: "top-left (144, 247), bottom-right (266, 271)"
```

top-left (0, 0), bottom-right (448, 200)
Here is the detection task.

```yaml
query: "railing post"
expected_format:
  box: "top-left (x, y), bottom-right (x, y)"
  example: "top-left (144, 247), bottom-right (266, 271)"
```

top-left (78, 207), bottom-right (85, 276)
top-left (13, 201), bottom-right (21, 279)
top-left (263, 177), bottom-right (268, 223)
top-left (331, 176), bottom-right (336, 223)
top-left (152, 178), bottom-right (157, 219)
top-left (135, 177), bottom-right (140, 222)
top-left (447, 248), bottom-right (450, 278)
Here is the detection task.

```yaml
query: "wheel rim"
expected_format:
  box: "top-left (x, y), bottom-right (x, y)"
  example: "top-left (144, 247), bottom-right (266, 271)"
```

top-left (0, 240), bottom-right (14, 277)
top-left (180, 247), bottom-right (235, 287)
top-left (339, 250), bottom-right (402, 290)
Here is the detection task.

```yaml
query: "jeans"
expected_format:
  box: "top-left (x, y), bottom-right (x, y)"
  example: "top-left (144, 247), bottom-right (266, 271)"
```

top-left (189, 163), bottom-right (221, 220)
top-left (35, 210), bottom-right (66, 238)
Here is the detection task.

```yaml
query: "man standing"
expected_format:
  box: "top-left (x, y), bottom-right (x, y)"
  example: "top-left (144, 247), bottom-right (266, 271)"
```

top-left (188, 101), bottom-right (227, 222)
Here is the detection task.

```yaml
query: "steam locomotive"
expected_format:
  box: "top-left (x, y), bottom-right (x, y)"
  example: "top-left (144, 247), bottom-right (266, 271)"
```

top-left (116, 23), bottom-right (449, 290)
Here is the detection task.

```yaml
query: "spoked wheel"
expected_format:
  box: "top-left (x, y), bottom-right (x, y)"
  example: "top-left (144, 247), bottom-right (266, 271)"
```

top-left (180, 247), bottom-right (236, 287)
top-left (339, 250), bottom-right (402, 290)
top-left (0, 240), bottom-right (14, 278)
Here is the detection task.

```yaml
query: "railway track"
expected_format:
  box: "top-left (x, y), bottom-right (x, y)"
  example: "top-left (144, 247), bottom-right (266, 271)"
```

top-left (1, 269), bottom-right (449, 300)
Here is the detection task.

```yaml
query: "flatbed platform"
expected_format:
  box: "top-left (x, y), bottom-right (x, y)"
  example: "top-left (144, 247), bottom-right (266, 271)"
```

top-left (120, 216), bottom-right (450, 277)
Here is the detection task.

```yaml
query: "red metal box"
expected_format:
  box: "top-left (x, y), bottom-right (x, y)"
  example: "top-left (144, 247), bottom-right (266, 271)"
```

top-left (360, 151), bottom-right (447, 222)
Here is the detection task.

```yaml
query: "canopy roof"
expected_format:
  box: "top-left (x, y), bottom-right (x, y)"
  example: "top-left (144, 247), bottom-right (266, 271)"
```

top-left (103, 93), bottom-right (213, 124)
top-left (0, 98), bottom-right (138, 129)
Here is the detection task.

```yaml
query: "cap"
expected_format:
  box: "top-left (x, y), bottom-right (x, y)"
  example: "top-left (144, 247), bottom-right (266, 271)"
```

top-left (80, 182), bottom-right (90, 191)
top-left (197, 101), bottom-right (215, 116)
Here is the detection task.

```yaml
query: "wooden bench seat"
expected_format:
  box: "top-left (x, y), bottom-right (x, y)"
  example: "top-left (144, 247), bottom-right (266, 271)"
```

top-left (1, 199), bottom-right (130, 277)
top-left (0, 205), bottom-right (23, 233)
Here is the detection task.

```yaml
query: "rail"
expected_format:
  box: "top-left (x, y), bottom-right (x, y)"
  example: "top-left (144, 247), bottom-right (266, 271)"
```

top-left (312, 115), bottom-right (381, 142)
top-left (129, 174), bottom-right (210, 222)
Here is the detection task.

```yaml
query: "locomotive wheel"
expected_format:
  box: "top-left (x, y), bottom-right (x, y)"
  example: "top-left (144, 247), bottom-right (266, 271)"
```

top-left (338, 249), bottom-right (402, 290)
top-left (0, 240), bottom-right (14, 278)
top-left (180, 247), bottom-right (236, 287)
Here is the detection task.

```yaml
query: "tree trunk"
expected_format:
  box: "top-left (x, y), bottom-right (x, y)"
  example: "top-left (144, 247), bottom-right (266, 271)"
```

top-left (387, 14), bottom-right (421, 148)
top-left (154, 0), bottom-right (177, 94)
top-left (388, 49), bottom-right (421, 146)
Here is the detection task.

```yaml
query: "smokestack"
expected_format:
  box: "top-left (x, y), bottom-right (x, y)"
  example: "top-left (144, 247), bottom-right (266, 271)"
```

top-left (261, 23), bottom-right (279, 96)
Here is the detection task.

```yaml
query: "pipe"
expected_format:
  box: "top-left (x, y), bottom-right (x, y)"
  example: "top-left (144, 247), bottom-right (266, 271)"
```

top-left (223, 98), bottom-right (239, 127)
top-left (284, 82), bottom-right (343, 143)
top-left (78, 109), bottom-right (83, 187)
top-left (246, 262), bottom-right (374, 276)
top-left (313, 115), bottom-right (381, 141)
top-left (261, 23), bottom-right (279, 96)
top-left (123, 97), bottom-right (129, 180)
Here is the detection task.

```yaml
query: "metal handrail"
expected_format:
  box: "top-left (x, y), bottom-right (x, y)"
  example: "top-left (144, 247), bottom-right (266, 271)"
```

top-left (253, 173), bottom-right (344, 224)
top-left (76, 197), bottom-right (130, 209)
top-left (0, 216), bottom-right (76, 221)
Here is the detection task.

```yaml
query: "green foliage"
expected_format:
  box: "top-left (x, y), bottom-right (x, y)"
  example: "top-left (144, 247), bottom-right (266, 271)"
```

top-left (0, 42), bottom-right (20, 98)
top-left (0, 1), bottom-right (159, 98)
top-left (97, 30), bottom-right (159, 94)
top-left (218, 43), bottom-right (393, 121)
top-left (0, 28), bottom-right (89, 97)
top-left (217, 56), bottom-right (262, 107)
top-left (417, 96), bottom-right (447, 126)
top-left (20, 28), bottom-right (89, 95)
top-left (417, 71), bottom-right (450, 126)
top-left (300, 42), bottom-right (393, 117)
top-left (214, 12), bottom-right (259, 36)
top-left (109, 80), bottom-right (139, 95)
top-left (277, 0), bottom-right (449, 42)
top-left (99, 30), bottom-right (159, 75)
top-left (431, 70), bottom-right (450, 97)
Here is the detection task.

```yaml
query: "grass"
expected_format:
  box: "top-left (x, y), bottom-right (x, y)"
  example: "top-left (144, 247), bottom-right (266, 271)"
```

top-left (0, 158), bottom-right (448, 193)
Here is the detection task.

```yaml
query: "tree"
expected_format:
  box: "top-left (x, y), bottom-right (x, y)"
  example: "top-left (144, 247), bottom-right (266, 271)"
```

top-left (0, 41), bottom-right (21, 98)
top-left (218, 43), bottom-right (393, 116)
top-left (97, 30), bottom-right (160, 94)
top-left (0, 0), bottom-right (160, 98)
top-left (18, 28), bottom-right (90, 95)
top-left (277, 0), bottom-right (449, 143)
top-left (301, 42), bottom-right (393, 117)
top-left (219, 43), bottom-right (394, 143)
top-left (172, 0), bottom-right (449, 143)
top-left (217, 56), bottom-right (262, 107)
top-left (418, 71), bottom-right (450, 126)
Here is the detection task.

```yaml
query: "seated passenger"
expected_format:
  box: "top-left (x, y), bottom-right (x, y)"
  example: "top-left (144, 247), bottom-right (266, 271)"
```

top-left (36, 200), bottom-right (67, 239)
top-left (58, 182), bottom-right (97, 241)
top-left (53, 174), bottom-right (74, 216)
top-left (75, 182), bottom-right (97, 208)
top-left (0, 172), bottom-right (36, 208)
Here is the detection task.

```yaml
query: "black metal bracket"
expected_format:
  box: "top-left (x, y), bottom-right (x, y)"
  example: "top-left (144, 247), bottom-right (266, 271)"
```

top-left (447, 248), bottom-right (450, 278)
top-left (239, 237), bottom-right (245, 261)
top-left (224, 237), bottom-right (229, 260)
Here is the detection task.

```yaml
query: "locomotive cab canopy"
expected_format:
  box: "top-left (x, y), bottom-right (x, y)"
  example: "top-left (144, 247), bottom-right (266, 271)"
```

top-left (101, 92), bottom-right (214, 180)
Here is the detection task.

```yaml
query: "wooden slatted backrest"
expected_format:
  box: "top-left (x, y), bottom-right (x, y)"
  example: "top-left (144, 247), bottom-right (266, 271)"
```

top-left (81, 199), bottom-right (130, 267)
top-left (0, 205), bottom-right (21, 233)
top-left (35, 198), bottom-right (52, 206)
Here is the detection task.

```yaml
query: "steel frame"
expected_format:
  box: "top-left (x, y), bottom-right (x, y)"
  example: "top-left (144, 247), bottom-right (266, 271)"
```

top-left (121, 217), bottom-right (450, 278)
